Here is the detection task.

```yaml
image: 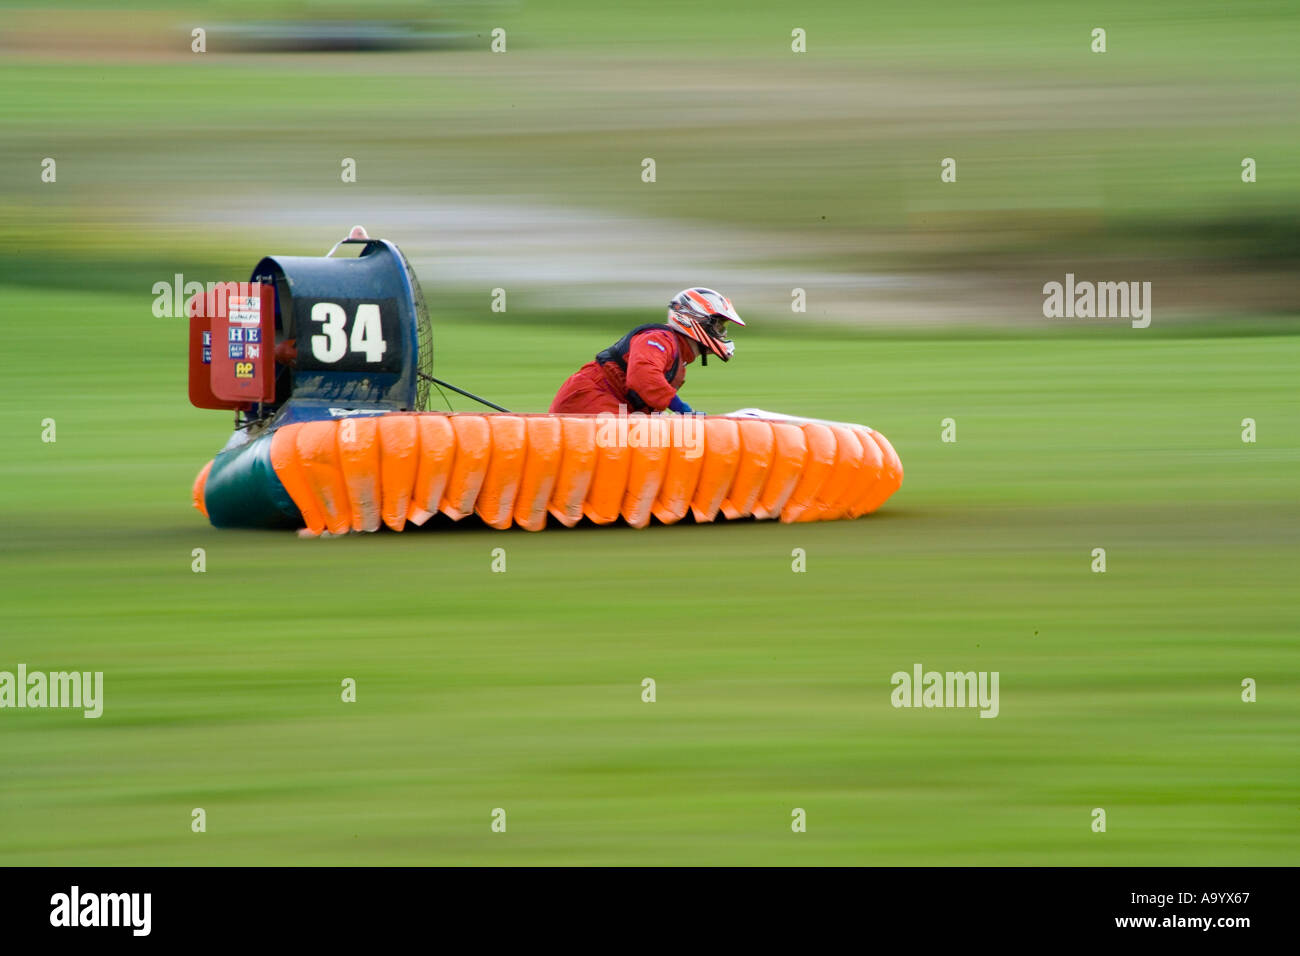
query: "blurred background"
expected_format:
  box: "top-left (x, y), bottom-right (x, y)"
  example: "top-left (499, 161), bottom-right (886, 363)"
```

top-left (2, 0), bottom-right (1297, 326)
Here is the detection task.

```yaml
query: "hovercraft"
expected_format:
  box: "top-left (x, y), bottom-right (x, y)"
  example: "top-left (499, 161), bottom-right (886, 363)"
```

top-left (188, 229), bottom-right (902, 534)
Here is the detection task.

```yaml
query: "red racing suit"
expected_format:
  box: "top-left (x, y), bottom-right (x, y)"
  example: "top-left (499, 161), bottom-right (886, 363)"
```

top-left (550, 324), bottom-right (697, 414)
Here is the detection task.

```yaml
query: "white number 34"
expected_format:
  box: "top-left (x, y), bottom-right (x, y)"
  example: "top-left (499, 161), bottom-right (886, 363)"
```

top-left (309, 302), bottom-right (387, 364)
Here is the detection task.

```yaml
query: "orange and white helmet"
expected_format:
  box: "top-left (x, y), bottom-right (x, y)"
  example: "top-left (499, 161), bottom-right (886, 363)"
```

top-left (666, 288), bottom-right (745, 362)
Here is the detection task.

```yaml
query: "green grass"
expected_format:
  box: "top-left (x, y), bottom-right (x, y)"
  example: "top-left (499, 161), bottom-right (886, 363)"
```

top-left (0, 285), bottom-right (1295, 864)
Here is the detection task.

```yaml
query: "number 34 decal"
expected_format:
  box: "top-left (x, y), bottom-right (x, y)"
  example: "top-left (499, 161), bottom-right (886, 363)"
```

top-left (309, 302), bottom-right (387, 363)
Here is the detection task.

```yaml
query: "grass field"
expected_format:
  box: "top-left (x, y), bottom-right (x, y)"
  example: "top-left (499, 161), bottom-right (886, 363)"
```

top-left (0, 285), bottom-right (1295, 865)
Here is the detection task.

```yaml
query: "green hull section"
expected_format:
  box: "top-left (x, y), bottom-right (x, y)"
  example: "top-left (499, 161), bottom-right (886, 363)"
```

top-left (204, 433), bottom-right (301, 529)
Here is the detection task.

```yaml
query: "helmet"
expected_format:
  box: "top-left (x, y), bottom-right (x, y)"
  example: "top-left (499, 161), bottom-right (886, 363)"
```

top-left (666, 288), bottom-right (745, 362)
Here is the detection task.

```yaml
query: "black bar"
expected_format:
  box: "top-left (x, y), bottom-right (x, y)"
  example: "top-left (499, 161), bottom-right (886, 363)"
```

top-left (420, 373), bottom-right (511, 413)
top-left (0, 867), bottom-right (1285, 941)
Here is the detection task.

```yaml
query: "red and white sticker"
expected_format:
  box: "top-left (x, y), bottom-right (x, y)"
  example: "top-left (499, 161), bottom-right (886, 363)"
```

top-left (228, 295), bottom-right (261, 326)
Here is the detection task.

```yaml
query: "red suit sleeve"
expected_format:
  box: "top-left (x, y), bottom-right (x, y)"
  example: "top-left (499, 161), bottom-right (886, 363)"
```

top-left (624, 330), bottom-right (682, 411)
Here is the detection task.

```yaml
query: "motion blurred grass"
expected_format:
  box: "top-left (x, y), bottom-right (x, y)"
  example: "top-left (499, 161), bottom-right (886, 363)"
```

top-left (2, 0), bottom-right (1298, 288)
top-left (0, 285), bottom-right (1296, 865)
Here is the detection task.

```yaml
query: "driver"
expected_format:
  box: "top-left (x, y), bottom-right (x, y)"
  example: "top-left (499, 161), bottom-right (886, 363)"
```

top-left (549, 288), bottom-right (745, 415)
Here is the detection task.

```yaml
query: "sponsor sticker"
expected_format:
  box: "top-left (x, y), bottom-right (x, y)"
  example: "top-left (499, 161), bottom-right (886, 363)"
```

top-left (228, 294), bottom-right (261, 326)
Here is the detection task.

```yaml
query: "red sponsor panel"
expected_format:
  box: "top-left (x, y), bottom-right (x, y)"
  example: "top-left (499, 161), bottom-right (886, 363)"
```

top-left (188, 282), bottom-right (276, 409)
top-left (208, 283), bottom-right (275, 406)
top-left (187, 290), bottom-right (230, 410)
